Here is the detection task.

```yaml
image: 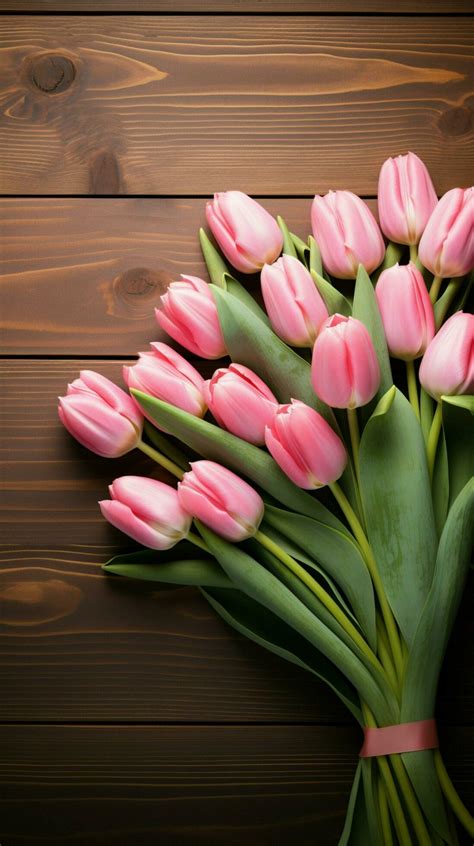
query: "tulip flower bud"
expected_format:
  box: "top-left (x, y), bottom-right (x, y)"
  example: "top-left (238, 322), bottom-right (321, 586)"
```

top-left (375, 263), bottom-right (435, 361)
top-left (99, 476), bottom-right (192, 549)
top-left (312, 315), bottom-right (381, 408)
top-left (58, 370), bottom-right (143, 457)
top-left (419, 312), bottom-right (474, 401)
top-left (418, 187), bottom-right (474, 279)
top-left (265, 400), bottom-right (347, 490)
top-left (378, 152), bottom-right (438, 245)
top-left (205, 191), bottom-right (283, 274)
top-left (204, 363), bottom-right (278, 446)
top-left (124, 342), bottom-right (207, 420)
top-left (178, 460), bottom-right (264, 542)
top-left (261, 255), bottom-right (329, 347)
top-left (156, 275), bottom-right (227, 360)
top-left (311, 191), bottom-right (385, 279)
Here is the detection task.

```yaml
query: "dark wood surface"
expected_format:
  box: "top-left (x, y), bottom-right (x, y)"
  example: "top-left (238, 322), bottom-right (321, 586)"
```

top-left (1, 5), bottom-right (473, 846)
top-left (0, 16), bottom-right (473, 195)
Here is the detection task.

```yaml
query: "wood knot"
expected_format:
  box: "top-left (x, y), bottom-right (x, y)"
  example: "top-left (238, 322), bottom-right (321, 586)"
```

top-left (109, 268), bottom-right (172, 318)
top-left (89, 151), bottom-right (122, 195)
top-left (27, 54), bottom-right (76, 94)
top-left (438, 107), bottom-right (473, 137)
top-left (0, 578), bottom-right (82, 627)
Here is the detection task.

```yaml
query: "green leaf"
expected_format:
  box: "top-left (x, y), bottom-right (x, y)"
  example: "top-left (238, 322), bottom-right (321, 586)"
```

top-left (277, 215), bottom-right (297, 257)
top-left (352, 265), bottom-right (393, 401)
top-left (309, 236), bottom-right (323, 277)
top-left (211, 284), bottom-right (333, 423)
top-left (143, 420), bottom-right (190, 471)
top-left (338, 762), bottom-right (363, 846)
top-left (399, 482), bottom-right (474, 839)
top-left (310, 269), bottom-right (352, 317)
top-left (103, 543), bottom-right (233, 588)
top-left (132, 389), bottom-right (342, 529)
top-left (441, 393), bottom-right (474, 413)
top-left (290, 232), bottom-right (310, 267)
top-left (224, 275), bottom-right (271, 326)
top-left (263, 505), bottom-right (377, 650)
top-left (442, 398), bottom-right (474, 508)
top-left (371, 241), bottom-right (404, 282)
top-left (359, 387), bottom-right (438, 646)
top-left (199, 227), bottom-right (229, 288)
top-left (198, 521), bottom-right (398, 725)
top-left (202, 586), bottom-right (362, 723)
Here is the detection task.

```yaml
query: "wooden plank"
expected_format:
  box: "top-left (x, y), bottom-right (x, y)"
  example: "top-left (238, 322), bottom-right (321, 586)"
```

top-left (0, 2), bottom-right (471, 11)
top-left (0, 546), bottom-right (351, 723)
top-left (1, 725), bottom-right (473, 846)
top-left (0, 16), bottom-right (472, 195)
top-left (0, 546), bottom-right (472, 724)
top-left (0, 198), bottom-right (321, 355)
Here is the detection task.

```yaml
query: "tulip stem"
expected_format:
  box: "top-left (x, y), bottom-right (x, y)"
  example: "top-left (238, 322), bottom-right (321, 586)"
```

top-left (347, 408), bottom-right (361, 481)
top-left (435, 278), bottom-right (462, 329)
top-left (409, 244), bottom-right (418, 265)
top-left (329, 482), bottom-right (405, 685)
top-left (429, 275), bottom-right (443, 304)
top-left (254, 530), bottom-right (385, 677)
top-left (187, 530), bottom-right (210, 553)
top-left (434, 749), bottom-right (474, 837)
top-left (377, 775), bottom-right (395, 846)
top-left (406, 360), bottom-right (420, 421)
top-left (427, 403), bottom-right (443, 481)
top-left (137, 440), bottom-right (184, 480)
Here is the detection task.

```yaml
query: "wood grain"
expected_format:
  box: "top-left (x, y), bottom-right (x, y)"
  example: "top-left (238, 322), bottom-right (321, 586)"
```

top-left (1, 724), bottom-right (473, 846)
top-left (0, 198), bottom-right (319, 355)
top-left (0, 546), bottom-right (351, 723)
top-left (0, 16), bottom-right (472, 195)
top-left (0, 1), bottom-right (471, 11)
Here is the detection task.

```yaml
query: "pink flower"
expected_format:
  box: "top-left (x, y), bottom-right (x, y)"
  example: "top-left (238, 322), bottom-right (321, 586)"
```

top-left (376, 263), bottom-right (435, 360)
top-left (156, 275), bottom-right (227, 359)
top-left (204, 363), bottom-right (278, 446)
top-left (418, 188), bottom-right (474, 278)
top-left (99, 476), bottom-right (191, 549)
top-left (264, 400), bottom-right (347, 490)
top-left (58, 370), bottom-right (143, 457)
top-left (312, 315), bottom-right (381, 408)
top-left (378, 152), bottom-right (438, 245)
top-left (205, 191), bottom-right (283, 274)
top-left (178, 460), bottom-right (264, 542)
top-left (311, 191), bottom-right (385, 279)
top-left (123, 342), bottom-right (206, 419)
top-left (261, 255), bottom-right (329, 347)
top-left (419, 312), bottom-right (474, 401)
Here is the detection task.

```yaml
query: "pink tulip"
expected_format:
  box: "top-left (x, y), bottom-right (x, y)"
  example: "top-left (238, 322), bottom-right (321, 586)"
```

top-left (312, 315), bottom-right (381, 408)
top-left (378, 152), bottom-right (438, 245)
top-left (418, 188), bottom-right (474, 278)
top-left (419, 312), bottom-right (474, 401)
top-left (260, 255), bottom-right (329, 347)
top-left (265, 400), bottom-right (347, 490)
top-left (311, 191), bottom-right (385, 279)
top-left (99, 476), bottom-right (191, 549)
top-left (205, 191), bottom-right (283, 274)
top-left (376, 263), bottom-right (435, 360)
top-left (178, 460), bottom-right (264, 542)
top-left (124, 342), bottom-right (206, 419)
top-left (204, 363), bottom-right (278, 446)
top-left (156, 275), bottom-right (227, 359)
top-left (58, 370), bottom-right (143, 457)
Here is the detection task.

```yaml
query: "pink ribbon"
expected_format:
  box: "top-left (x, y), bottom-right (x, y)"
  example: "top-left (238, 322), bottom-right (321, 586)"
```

top-left (359, 719), bottom-right (438, 758)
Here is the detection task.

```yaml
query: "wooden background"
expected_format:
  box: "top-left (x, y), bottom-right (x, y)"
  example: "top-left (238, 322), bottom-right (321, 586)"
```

top-left (0, 4), bottom-right (473, 844)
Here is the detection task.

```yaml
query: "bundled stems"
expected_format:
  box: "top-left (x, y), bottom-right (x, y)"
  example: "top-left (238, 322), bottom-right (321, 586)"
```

top-left (406, 360), bottom-right (420, 421)
top-left (330, 482), bottom-right (405, 686)
top-left (434, 750), bottom-right (474, 837)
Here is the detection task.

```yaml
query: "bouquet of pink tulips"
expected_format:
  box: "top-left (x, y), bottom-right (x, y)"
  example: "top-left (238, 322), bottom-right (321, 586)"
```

top-left (59, 153), bottom-right (473, 845)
